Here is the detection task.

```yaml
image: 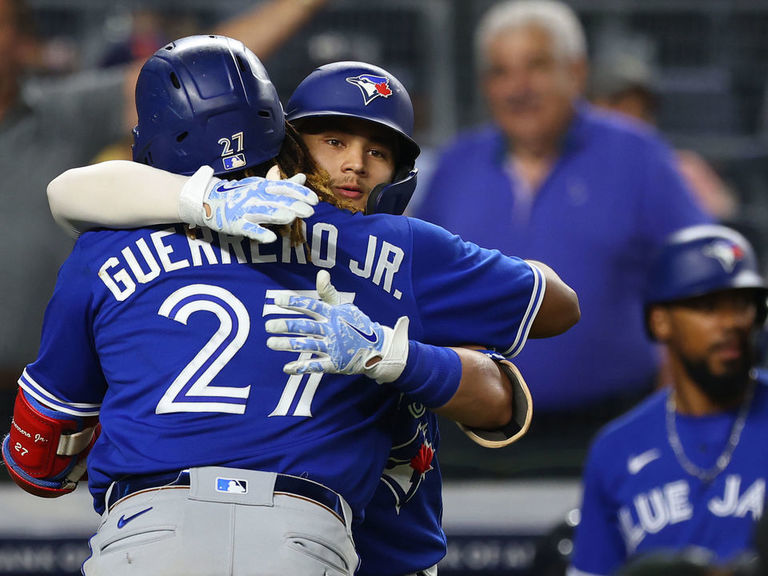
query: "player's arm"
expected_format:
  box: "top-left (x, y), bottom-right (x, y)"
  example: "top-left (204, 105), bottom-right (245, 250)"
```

top-left (527, 259), bottom-right (580, 338)
top-left (2, 388), bottom-right (99, 498)
top-left (432, 347), bottom-right (513, 428)
top-left (448, 351), bottom-right (532, 447)
top-left (48, 161), bottom-right (184, 236)
top-left (266, 271), bottom-right (530, 432)
top-left (47, 161), bottom-right (317, 240)
top-left (215, 0), bottom-right (332, 62)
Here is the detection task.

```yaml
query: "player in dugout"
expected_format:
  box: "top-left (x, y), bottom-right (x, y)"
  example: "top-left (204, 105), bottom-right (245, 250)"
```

top-left (569, 224), bottom-right (768, 576)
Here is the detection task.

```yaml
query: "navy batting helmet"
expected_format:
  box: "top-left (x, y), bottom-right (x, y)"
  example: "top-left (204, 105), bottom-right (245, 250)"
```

top-left (285, 61), bottom-right (420, 215)
top-left (132, 35), bottom-right (285, 177)
top-left (645, 224), bottom-right (768, 334)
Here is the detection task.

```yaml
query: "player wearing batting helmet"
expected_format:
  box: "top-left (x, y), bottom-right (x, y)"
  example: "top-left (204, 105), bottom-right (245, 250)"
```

top-left (9, 35), bottom-right (580, 575)
top-left (284, 60), bottom-right (538, 576)
top-left (569, 224), bottom-right (768, 576)
top-left (46, 57), bottom-right (561, 576)
top-left (285, 61), bottom-right (420, 217)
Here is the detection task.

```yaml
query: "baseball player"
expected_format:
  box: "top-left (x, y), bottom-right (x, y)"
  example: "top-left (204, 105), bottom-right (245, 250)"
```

top-left (45, 59), bottom-right (557, 576)
top-left (3, 36), bottom-right (579, 575)
top-left (568, 224), bottom-right (768, 576)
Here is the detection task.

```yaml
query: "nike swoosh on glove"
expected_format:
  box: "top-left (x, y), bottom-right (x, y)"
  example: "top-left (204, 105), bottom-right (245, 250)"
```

top-left (265, 270), bottom-right (409, 383)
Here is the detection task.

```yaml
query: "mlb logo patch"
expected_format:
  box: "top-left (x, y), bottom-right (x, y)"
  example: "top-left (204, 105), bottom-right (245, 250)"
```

top-left (216, 477), bottom-right (248, 494)
top-left (222, 154), bottom-right (246, 171)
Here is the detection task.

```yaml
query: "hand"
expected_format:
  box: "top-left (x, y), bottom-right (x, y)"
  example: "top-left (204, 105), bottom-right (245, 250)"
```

top-left (265, 270), bottom-right (409, 383)
top-left (179, 165), bottom-right (318, 243)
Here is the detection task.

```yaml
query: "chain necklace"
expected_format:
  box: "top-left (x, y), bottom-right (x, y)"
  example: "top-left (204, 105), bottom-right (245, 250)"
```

top-left (665, 380), bottom-right (755, 484)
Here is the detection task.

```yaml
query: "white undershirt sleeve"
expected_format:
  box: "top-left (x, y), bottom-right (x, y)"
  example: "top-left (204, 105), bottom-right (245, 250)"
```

top-left (47, 160), bottom-right (190, 238)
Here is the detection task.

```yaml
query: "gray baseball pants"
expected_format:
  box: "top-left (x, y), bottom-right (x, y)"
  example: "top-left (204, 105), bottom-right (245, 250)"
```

top-left (82, 467), bottom-right (357, 575)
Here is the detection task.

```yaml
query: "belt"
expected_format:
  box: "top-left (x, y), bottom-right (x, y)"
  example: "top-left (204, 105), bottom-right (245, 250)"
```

top-left (107, 469), bottom-right (346, 522)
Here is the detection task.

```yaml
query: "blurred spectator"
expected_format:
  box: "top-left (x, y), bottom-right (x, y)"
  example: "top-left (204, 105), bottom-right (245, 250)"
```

top-left (569, 225), bottom-right (768, 576)
top-left (98, 9), bottom-right (172, 69)
top-left (589, 52), bottom-right (658, 125)
top-left (589, 52), bottom-right (738, 222)
top-left (0, 0), bottom-right (331, 435)
top-left (413, 0), bottom-right (711, 472)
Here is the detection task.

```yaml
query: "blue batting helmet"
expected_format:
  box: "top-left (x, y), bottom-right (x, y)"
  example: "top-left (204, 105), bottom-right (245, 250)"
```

top-left (132, 35), bottom-right (284, 177)
top-left (645, 224), bottom-right (768, 332)
top-left (285, 61), bottom-right (420, 215)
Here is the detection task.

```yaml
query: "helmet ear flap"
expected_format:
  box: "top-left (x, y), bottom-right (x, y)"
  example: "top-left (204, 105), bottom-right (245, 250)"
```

top-left (366, 168), bottom-right (418, 216)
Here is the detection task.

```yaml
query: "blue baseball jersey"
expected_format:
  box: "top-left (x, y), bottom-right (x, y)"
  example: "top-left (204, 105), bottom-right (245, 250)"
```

top-left (20, 202), bottom-right (544, 519)
top-left (570, 374), bottom-right (768, 576)
top-left (355, 397), bottom-right (445, 576)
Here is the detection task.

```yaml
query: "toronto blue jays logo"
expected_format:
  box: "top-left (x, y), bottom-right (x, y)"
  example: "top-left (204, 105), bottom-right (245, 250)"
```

top-left (380, 409), bottom-right (435, 513)
top-left (345, 74), bottom-right (393, 106)
top-left (702, 239), bottom-right (744, 273)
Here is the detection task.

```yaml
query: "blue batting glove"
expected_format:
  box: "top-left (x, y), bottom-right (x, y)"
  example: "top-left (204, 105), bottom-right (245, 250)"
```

top-left (265, 270), bottom-right (409, 383)
top-left (179, 165), bottom-right (318, 243)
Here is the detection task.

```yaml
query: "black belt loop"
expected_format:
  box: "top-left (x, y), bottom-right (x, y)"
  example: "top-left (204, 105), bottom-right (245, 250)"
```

top-left (106, 469), bottom-right (346, 524)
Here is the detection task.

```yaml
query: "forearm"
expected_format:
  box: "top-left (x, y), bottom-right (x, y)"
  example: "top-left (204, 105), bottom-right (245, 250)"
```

top-left (432, 348), bottom-right (513, 429)
top-left (216, 0), bottom-right (331, 60)
top-left (47, 161), bottom-right (186, 237)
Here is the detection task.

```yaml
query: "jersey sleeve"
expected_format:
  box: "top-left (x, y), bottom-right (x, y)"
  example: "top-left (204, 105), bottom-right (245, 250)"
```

top-left (408, 217), bottom-right (544, 357)
top-left (48, 161), bottom-right (186, 238)
top-left (19, 242), bottom-right (106, 417)
top-left (569, 437), bottom-right (627, 576)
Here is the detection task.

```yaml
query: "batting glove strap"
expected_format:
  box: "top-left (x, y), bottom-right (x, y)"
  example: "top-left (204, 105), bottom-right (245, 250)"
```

top-left (178, 165), bottom-right (217, 227)
top-left (365, 316), bottom-right (410, 384)
top-left (388, 341), bottom-right (462, 409)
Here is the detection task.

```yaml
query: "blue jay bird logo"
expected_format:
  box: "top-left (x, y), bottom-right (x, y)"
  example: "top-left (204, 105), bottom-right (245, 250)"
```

top-left (703, 239), bottom-right (744, 273)
top-left (345, 74), bottom-right (393, 105)
top-left (380, 418), bottom-right (435, 513)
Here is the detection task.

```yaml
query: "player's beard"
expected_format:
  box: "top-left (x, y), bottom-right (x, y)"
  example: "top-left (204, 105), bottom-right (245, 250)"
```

top-left (680, 339), bottom-right (755, 406)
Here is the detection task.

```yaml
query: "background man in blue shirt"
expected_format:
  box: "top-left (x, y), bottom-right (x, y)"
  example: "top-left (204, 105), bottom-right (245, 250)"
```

top-left (414, 0), bottom-right (712, 471)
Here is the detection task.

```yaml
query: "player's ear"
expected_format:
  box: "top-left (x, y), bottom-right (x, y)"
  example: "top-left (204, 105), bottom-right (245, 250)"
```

top-left (648, 306), bottom-right (672, 342)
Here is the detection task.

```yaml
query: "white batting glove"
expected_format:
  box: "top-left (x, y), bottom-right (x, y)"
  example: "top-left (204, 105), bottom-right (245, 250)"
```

top-left (178, 165), bottom-right (318, 243)
top-left (265, 270), bottom-right (410, 383)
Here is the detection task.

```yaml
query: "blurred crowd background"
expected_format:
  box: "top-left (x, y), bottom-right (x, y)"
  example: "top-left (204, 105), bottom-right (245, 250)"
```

top-left (11, 0), bottom-right (767, 275)
top-left (3, 0), bottom-right (768, 574)
top-left (17, 0), bottom-right (768, 217)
